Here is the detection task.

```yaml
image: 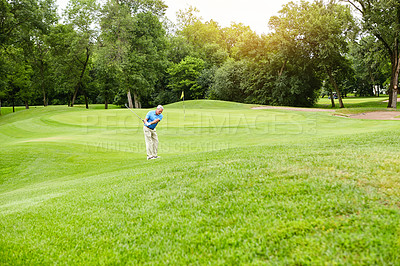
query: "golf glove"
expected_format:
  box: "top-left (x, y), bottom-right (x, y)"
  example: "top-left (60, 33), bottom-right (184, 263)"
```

top-left (145, 121), bottom-right (150, 126)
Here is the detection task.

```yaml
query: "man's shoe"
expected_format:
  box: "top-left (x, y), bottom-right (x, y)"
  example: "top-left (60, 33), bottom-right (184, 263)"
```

top-left (153, 156), bottom-right (161, 159)
top-left (147, 157), bottom-right (153, 160)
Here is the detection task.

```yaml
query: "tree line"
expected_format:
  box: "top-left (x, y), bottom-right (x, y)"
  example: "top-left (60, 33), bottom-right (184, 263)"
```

top-left (1, 0), bottom-right (399, 114)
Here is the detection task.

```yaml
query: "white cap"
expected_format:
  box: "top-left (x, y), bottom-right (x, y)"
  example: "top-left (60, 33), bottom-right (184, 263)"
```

top-left (157, 105), bottom-right (164, 110)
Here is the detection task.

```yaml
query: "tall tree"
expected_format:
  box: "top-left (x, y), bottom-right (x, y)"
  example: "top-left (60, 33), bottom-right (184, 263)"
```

top-left (348, 36), bottom-right (390, 96)
top-left (124, 11), bottom-right (168, 108)
top-left (0, 49), bottom-right (10, 115)
top-left (5, 47), bottom-right (33, 110)
top-left (47, 24), bottom-right (77, 105)
top-left (0, 0), bottom-right (47, 47)
top-left (1, 0), bottom-right (58, 107)
top-left (64, 0), bottom-right (100, 108)
top-left (175, 7), bottom-right (231, 65)
top-left (99, 0), bottom-right (167, 108)
top-left (345, 0), bottom-right (400, 108)
top-left (221, 22), bottom-right (255, 56)
top-left (29, 0), bottom-right (59, 106)
top-left (98, 0), bottom-right (132, 107)
top-left (30, 32), bottom-right (55, 106)
top-left (269, 0), bottom-right (355, 108)
top-left (93, 63), bottom-right (119, 109)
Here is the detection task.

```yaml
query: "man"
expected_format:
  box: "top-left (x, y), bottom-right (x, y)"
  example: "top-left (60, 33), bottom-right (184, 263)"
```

top-left (143, 105), bottom-right (164, 160)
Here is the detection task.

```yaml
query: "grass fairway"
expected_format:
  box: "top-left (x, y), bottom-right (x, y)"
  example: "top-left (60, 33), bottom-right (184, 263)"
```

top-left (316, 95), bottom-right (398, 113)
top-left (1, 100), bottom-right (400, 264)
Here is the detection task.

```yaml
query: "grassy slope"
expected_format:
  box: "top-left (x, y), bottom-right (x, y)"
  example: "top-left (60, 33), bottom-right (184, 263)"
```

top-left (1, 100), bottom-right (400, 264)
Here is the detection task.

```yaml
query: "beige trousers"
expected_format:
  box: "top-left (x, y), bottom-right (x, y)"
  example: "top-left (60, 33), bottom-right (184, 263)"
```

top-left (143, 126), bottom-right (158, 158)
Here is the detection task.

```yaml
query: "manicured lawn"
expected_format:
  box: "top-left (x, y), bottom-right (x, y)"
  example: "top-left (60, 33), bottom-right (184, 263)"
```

top-left (315, 95), bottom-right (400, 113)
top-left (1, 100), bottom-right (399, 264)
top-left (0, 106), bottom-right (28, 116)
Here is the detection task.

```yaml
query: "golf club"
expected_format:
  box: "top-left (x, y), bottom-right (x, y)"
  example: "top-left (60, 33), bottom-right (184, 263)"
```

top-left (125, 103), bottom-right (144, 122)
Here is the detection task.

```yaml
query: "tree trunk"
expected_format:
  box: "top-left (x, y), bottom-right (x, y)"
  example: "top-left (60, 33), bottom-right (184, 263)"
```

top-left (127, 90), bottom-right (133, 109)
top-left (369, 69), bottom-right (376, 96)
top-left (12, 101), bottom-right (15, 113)
top-left (392, 87), bottom-right (398, 108)
top-left (278, 60), bottom-right (287, 77)
top-left (330, 91), bottom-right (335, 108)
top-left (43, 88), bottom-right (47, 107)
top-left (71, 47), bottom-right (90, 107)
top-left (84, 93), bottom-right (89, 109)
top-left (25, 101), bottom-right (29, 109)
top-left (388, 55), bottom-right (400, 108)
top-left (41, 63), bottom-right (47, 107)
top-left (0, 99), bottom-right (2, 115)
top-left (387, 85), bottom-right (393, 107)
top-left (105, 97), bottom-right (108, 109)
top-left (133, 91), bottom-right (141, 108)
top-left (327, 68), bottom-right (344, 108)
top-left (71, 83), bottom-right (80, 107)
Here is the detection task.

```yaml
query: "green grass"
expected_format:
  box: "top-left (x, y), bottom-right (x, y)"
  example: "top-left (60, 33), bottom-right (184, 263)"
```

top-left (0, 106), bottom-right (29, 116)
top-left (315, 95), bottom-right (399, 114)
top-left (1, 100), bottom-right (400, 264)
top-left (0, 104), bottom-right (120, 116)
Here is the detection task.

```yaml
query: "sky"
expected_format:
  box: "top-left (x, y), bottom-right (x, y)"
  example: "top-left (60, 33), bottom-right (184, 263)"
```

top-left (56, 0), bottom-right (295, 34)
top-left (163, 0), bottom-right (293, 34)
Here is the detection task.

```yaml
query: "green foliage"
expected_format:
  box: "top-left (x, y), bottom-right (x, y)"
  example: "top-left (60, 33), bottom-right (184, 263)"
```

top-left (0, 0), bottom-right (55, 46)
top-left (63, 0), bottom-right (100, 107)
top-left (345, 0), bottom-right (400, 107)
top-left (269, 1), bottom-right (356, 108)
top-left (92, 64), bottom-right (119, 108)
top-left (271, 72), bottom-right (320, 107)
top-left (121, 0), bottom-right (167, 16)
top-left (98, 0), bottom-right (168, 107)
top-left (124, 11), bottom-right (168, 103)
top-left (5, 47), bottom-right (34, 107)
top-left (212, 58), bottom-right (320, 107)
top-left (176, 5), bottom-right (202, 28)
top-left (165, 35), bottom-right (195, 64)
top-left (198, 66), bottom-right (217, 98)
top-left (30, 29), bottom-right (59, 106)
top-left (347, 0), bottom-right (400, 50)
top-left (231, 30), bottom-right (265, 61)
top-left (47, 24), bottom-right (76, 102)
top-left (348, 32), bottom-right (391, 97)
top-left (211, 59), bottom-right (247, 102)
top-left (0, 50), bottom-right (10, 104)
top-left (221, 22), bottom-right (254, 55)
top-left (0, 0), bottom-right (58, 107)
top-left (167, 56), bottom-right (205, 99)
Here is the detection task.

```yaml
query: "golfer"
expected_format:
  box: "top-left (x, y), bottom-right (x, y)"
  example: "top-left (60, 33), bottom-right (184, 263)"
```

top-left (143, 105), bottom-right (164, 160)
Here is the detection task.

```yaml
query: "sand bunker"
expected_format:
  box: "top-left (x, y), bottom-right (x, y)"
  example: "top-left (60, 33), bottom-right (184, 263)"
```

top-left (347, 111), bottom-right (400, 120)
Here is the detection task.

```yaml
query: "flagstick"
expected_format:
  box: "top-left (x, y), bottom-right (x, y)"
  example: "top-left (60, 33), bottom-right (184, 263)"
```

top-left (181, 90), bottom-right (185, 121)
top-left (183, 95), bottom-right (185, 121)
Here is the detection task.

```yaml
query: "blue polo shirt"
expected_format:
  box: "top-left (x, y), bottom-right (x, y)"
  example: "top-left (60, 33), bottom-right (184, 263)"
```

top-left (146, 110), bottom-right (163, 130)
